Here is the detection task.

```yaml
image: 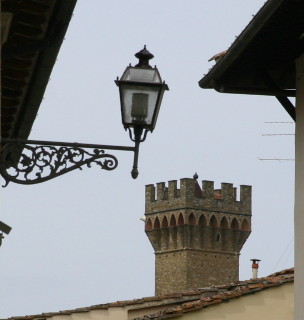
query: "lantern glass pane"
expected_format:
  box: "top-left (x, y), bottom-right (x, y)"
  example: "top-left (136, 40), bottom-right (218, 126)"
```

top-left (121, 67), bottom-right (161, 83)
top-left (121, 84), bottom-right (160, 127)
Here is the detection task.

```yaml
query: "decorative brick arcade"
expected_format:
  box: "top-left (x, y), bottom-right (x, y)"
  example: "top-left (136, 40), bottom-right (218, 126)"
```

top-left (144, 178), bottom-right (252, 296)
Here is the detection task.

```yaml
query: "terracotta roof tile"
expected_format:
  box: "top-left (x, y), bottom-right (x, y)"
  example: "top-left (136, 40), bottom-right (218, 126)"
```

top-left (134, 268), bottom-right (294, 320)
top-left (5, 268), bottom-right (294, 320)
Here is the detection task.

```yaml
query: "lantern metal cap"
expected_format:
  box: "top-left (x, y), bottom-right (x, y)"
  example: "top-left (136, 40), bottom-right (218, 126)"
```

top-left (135, 45), bottom-right (154, 68)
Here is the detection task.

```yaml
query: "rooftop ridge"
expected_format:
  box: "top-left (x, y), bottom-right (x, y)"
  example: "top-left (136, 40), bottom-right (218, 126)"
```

top-left (134, 271), bottom-right (294, 319)
top-left (4, 269), bottom-right (294, 320)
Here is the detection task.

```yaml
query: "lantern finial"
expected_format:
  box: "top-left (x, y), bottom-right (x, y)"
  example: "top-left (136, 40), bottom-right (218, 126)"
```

top-left (135, 46), bottom-right (154, 68)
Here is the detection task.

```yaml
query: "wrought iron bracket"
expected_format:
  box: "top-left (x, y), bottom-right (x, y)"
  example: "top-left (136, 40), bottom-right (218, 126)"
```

top-left (0, 139), bottom-right (139, 187)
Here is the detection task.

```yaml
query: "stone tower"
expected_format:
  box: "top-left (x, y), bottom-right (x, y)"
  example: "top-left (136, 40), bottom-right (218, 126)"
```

top-left (144, 178), bottom-right (252, 296)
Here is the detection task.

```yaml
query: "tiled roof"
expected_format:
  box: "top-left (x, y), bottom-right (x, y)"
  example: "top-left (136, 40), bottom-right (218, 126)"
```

top-left (1, 0), bottom-right (76, 141)
top-left (135, 268), bottom-right (294, 320)
top-left (4, 268), bottom-right (293, 320)
top-left (199, 0), bottom-right (304, 106)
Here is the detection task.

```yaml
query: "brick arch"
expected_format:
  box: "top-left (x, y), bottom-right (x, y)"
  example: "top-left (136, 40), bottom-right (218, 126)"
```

top-left (210, 215), bottom-right (218, 228)
top-left (231, 218), bottom-right (240, 230)
top-left (162, 216), bottom-right (168, 228)
top-left (146, 218), bottom-right (152, 231)
top-left (198, 214), bottom-right (207, 227)
top-left (189, 213), bottom-right (196, 225)
top-left (178, 213), bottom-right (184, 226)
top-left (220, 217), bottom-right (229, 229)
top-left (170, 214), bottom-right (176, 227)
top-left (241, 219), bottom-right (250, 231)
top-left (154, 217), bottom-right (160, 230)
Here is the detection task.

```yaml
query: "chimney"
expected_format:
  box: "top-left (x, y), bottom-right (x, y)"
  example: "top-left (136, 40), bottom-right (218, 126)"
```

top-left (251, 259), bottom-right (261, 279)
top-left (144, 177), bottom-right (252, 295)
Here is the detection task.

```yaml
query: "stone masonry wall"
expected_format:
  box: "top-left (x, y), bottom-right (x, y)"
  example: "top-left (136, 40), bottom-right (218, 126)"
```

top-left (156, 250), bottom-right (239, 296)
top-left (145, 178), bottom-right (252, 296)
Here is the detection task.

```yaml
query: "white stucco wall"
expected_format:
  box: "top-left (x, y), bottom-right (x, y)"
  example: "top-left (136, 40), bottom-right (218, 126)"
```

top-left (182, 283), bottom-right (294, 320)
top-left (295, 53), bottom-right (304, 320)
top-left (42, 283), bottom-right (293, 320)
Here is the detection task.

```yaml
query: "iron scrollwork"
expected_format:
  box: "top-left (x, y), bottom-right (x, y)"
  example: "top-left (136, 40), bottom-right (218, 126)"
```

top-left (0, 141), bottom-right (119, 187)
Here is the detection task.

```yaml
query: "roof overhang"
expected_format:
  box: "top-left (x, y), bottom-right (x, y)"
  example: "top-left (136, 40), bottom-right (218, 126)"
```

top-left (1, 0), bottom-right (77, 141)
top-left (199, 0), bottom-right (304, 100)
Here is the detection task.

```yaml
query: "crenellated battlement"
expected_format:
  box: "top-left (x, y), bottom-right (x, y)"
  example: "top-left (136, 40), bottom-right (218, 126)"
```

top-left (145, 178), bottom-right (251, 215)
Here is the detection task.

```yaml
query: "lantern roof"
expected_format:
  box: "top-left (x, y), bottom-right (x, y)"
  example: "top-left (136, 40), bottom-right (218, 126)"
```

top-left (120, 67), bottom-right (162, 84)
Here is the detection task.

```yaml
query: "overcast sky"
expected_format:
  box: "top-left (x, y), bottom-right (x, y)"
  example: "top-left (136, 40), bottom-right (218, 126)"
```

top-left (1, 0), bottom-right (295, 317)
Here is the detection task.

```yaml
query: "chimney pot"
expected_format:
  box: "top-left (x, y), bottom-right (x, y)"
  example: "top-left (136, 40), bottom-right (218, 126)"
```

top-left (250, 259), bottom-right (261, 278)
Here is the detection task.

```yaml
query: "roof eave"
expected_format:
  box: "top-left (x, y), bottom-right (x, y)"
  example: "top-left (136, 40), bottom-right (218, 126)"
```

top-left (198, 0), bottom-right (285, 91)
top-left (12, 0), bottom-right (78, 140)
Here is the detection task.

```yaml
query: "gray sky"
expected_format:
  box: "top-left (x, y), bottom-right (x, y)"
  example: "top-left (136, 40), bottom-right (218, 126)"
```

top-left (1, 0), bottom-right (295, 317)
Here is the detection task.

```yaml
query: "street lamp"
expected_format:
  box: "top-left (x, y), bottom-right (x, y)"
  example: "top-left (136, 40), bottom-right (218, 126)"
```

top-left (116, 46), bottom-right (169, 178)
top-left (0, 47), bottom-right (169, 186)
